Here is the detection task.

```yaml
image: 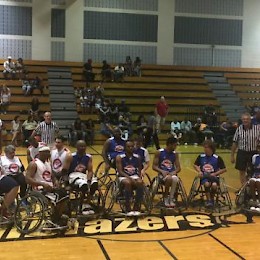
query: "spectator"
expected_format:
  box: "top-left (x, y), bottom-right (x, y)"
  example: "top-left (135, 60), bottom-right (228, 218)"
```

top-left (214, 120), bottom-right (234, 149)
top-left (0, 119), bottom-right (7, 152)
top-left (193, 117), bottom-right (214, 144)
top-left (136, 115), bottom-right (148, 138)
top-left (15, 57), bottom-right (27, 80)
top-left (83, 59), bottom-right (95, 82)
top-left (99, 99), bottom-right (112, 137)
top-left (118, 114), bottom-right (131, 140)
top-left (31, 76), bottom-right (44, 95)
top-left (22, 115), bottom-right (38, 145)
top-left (69, 118), bottom-right (87, 146)
top-left (170, 119), bottom-right (182, 141)
top-left (11, 115), bottom-right (21, 147)
top-left (95, 82), bottom-right (104, 99)
top-left (3, 56), bottom-right (16, 80)
top-left (101, 60), bottom-right (113, 82)
top-left (252, 110), bottom-right (260, 125)
top-left (109, 98), bottom-right (119, 125)
top-left (124, 56), bottom-right (133, 76)
top-left (203, 103), bottom-right (217, 126)
top-left (0, 84), bottom-right (11, 114)
top-left (155, 96), bottom-right (169, 133)
top-left (180, 118), bottom-right (196, 144)
top-left (118, 99), bottom-right (130, 116)
top-left (114, 63), bottom-right (125, 82)
top-left (74, 86), bottom-right (81, 98)
top-left (231, 112), bottom-right (260, 185)
top-left (80, 85), bottom-right (95, 114)
top-left (85, 119), bottom-right (95, 145)
top-left (133, 57), bottom-right (142, 77)
top-left (21, 77), bottom-right (32, 96)
top-left (29, 96), bottom-right (40, 119)
top-left (247, 102), bottom-right (259, 116)
top-left (32, 111), bottom-right (59, 147)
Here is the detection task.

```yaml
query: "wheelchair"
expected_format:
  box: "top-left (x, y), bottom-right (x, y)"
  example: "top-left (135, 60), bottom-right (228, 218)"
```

top-left (149, 175), bottom-right (188, 213)
top-left (188, 176), bottom-right (232, 213)
top-left (103, 175), bottom-right (152, 216)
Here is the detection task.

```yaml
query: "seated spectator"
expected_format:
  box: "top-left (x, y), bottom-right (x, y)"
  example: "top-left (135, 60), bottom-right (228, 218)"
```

top-left (85, 119), bottom-right (95, 145)
top-left (95, 82), bottom-right (104, 99)
top-left (136, 115), bottom-right (148, 138)
top-left (74, 86), bottom-right (81, 98)
top-left (133, 57), bottom-right (142, 77)
top-left (0, 84), bottom-right (11, 114)
top-left (170, 119), bottom-right (182, 141)
top-left (80, 85), bottom-right (95, 114)
top-left (22, 77), bottom-right (32, 96)
top-left (180, 118), bottom-right (196, 144)
top-left (203, 103), bottom-right (217, 126)
top-left (252, 110), bottom-right (260, 125)
top-left (118, 114), bottom-right (132, 140)
top-left (31, 76), bottom-right (44, 95)
top-left (247, 102), bottom-right (259, 116)
top-left (193, 118), bottom-right (214, 144)
top-left (124, 56), bottom-right (133, 76)
top-left (21, 115), bottom-right (38, 145)
top-left (15, 57), bottom-right (27, 80)
top-left (109, 98), bottom-right (119, 125)
top-left (118, 99), bottom-right (130, 116)
top-left (69, 118), bottom-right (87, 146)
top-left (99, 99), bottom-right (112, 137)
top-left (29, 96), bottom-right (40, 119)
top-left (11, 116), bottom-right (21, 147)
top-left (3, 56), bottom-right (16, 80)
top-left (114, 64), bottom-right (125, 82)
top-left (0, 119), bottom-right (7, 150)
top-left (101, 60), bottom-right (113, 82)
top-left (83, 59), bottom-right (95, 82)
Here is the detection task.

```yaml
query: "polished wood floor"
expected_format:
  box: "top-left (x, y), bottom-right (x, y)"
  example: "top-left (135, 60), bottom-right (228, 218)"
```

top-left (2, 144), bottom-right (259, 260)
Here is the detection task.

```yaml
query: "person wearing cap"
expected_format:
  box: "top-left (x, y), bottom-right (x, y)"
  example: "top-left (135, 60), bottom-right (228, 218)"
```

top-left (3, 56), bottom-right (16, 80)
top-left (153, 137), bottom-right (181, 208)
top-left (155, 96), bottom-right (169, 133)
top-left (25, 145), bottom-right (68, 228)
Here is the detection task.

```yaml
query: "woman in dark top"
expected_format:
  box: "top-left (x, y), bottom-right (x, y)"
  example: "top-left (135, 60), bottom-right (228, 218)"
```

top-left (30, 97), bottom-right (39, 119)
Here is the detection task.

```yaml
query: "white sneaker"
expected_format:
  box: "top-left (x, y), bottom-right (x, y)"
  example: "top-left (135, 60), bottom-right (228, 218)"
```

top-left (133, 211), bottom-right (141, 216)
top-left (82, 204), bottom-right (94, 215)
top-left (126, 211), bottom-right (135, 217)
top-left (164, 197), bottom-right (170, 207)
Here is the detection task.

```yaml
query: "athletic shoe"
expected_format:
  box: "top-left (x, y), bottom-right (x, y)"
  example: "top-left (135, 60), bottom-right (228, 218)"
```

top-left (126, 211), bottom-right (135, 217)
top-left (163, 197), bottom-right (170, 207)
top-left (133, 211), bottom-right (141, 216)
top-left (169, 198), bottom-right (176, 208)
top-left (249, 199), bottom-right (257, 207)
top-left (82, 204), bottom-right (94, 215)
top-left (42, 220), bottom-right (67, 231)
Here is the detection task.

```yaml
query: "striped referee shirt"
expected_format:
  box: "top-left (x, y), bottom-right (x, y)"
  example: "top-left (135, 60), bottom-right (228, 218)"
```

top-left (34, 121), bottom-right (59, 145)
top-left (233, 124), bottom-right (260, 151)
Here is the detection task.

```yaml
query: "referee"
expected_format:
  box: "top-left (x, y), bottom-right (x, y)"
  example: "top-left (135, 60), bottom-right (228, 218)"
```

top-left (231, 112), bottom-right (260, 185)
top-left (32, 111), bottom-right (59, 147)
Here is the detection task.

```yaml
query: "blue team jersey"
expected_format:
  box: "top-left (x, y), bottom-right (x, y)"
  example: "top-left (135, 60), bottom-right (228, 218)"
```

top-left (158, 148), bottom-right (176, 173)
top-left (69, 152), bottom-right (91, 173)
top-left (195, 154), bottom-right (224, 175)
top-left (119, 153), bottom-right (140, 176)
top-left (108, 137), bottom-right (125, 160)
top-left (252, 154), bottom-right (260, 177)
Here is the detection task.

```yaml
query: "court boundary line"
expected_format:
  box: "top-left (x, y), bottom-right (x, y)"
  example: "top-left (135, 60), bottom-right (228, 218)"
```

top-left (158, 240), bottom-right (178, 260)
top-left (97, 239), bottom-right (111, 260)
top-left (208, 233), bottom-right (246, 260)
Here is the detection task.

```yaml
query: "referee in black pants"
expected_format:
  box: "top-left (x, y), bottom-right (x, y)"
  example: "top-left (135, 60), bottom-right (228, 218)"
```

top-left (231, 112), bottom-right (260, 185)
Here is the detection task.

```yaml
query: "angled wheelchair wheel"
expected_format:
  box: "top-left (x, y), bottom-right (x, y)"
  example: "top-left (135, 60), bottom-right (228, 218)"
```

top-left (187, 176), bottom-right (200, 206)
top-left (142, 186), bottom-right (152, 214)
top-left (14, 193), bottom-right (46, 234)
top-left (142, 173), bottom-right (152, 188)
top-left (89, 187), bottom-right (104, 214)
top-left (217, 177), bottom-right (233, 210)
top-left (103, 181), bottom-right (117, 214)
top-left (94, 161), bottom-right (112, 187)
top-left (176, 179), bottom-right (188, 208)
top-left (235, 183), bottom-right (248, 209)
top-left (150, 176), bottom-right (159, 200)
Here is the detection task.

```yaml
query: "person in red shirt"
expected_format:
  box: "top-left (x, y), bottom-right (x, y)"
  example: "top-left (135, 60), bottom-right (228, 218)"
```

top-left (155, 96), bottom-right (169, 133)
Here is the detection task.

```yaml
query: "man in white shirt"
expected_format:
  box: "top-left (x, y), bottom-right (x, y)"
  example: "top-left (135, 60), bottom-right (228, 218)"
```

top-left (3, 56), bottom-right (16, 79)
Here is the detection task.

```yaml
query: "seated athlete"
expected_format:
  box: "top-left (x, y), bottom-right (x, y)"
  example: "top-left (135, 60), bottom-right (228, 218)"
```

top-left (193, 140), bottom-right (226, 207)
top-left (25, 146), bottom-right (69, 228)
top-left (249, 143), bottom-right (260, 210)
top-left (153, 137), bottom-right (181, 208)
top-left (51, 135), bottom-right (72, 181)
top-left (102, 127), bottom-right (126, 174)
top-left (116, 140), bottom-right (144, 216)
top-left (68, 140), bottom-right (98, 215)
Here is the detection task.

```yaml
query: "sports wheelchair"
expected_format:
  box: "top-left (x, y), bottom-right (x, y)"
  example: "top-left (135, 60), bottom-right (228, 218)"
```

top-left (188, 176), bottom-right (232, 213)
top-left (149, 175), bottom-right (188, 213)
top-left (103, 175), bottom-right (152, 216)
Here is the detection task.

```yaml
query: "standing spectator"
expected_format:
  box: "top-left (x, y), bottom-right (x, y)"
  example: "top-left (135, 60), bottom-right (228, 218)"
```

top-left (203, 103), bottom-right (217, 126)
top-left (101, 60), bottom-right (112, 82)
top-left (15, 57), bottom-right (27, 80)
top-left (231, 112), bottom-right (260, 185)
top-left (29, 96), bottom-right (40, 119)
top-left (22, 115), bottom-right (38, 145)
top-left (11, 116), bottom-right (21, 146)
top-left (124, 56), bottom-right (133, 76)
top-left (170, 119), bottom-right (182, 141)
top-left (155, 96), bottom-right (169, 133)
top-left (3, 56), bottom-right (16, 79)
top-left (0, 84), bottom-right (11, 114)
top-left (83, 59), bottom-right (95, 82)
top-left (180, 118), bottom-right (195, 144)
top-left (133, 57), bottom-right (142, 77)
top-left (32, 111), bottom-right (59, 147)
top-left (114, 64), bottom-right (125, 82)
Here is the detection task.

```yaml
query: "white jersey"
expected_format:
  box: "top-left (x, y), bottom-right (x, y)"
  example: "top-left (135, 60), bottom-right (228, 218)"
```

top-left (0, 155), bottom-right (23, 176)
top-left (51, 147), bottom-right (70, 173)
top-left (34, 158), bottom-right (53, 190)
top-left (28, 142), bottom-right (46, 160)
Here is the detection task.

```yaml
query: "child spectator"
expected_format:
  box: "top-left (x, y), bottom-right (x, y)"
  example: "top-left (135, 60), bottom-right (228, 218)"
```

top-left (0, 84), bottom-right (11, 114)
top-left (15, 58), bottom-right (27, 80)
top-left (125, 56), bottom-right (133, 76)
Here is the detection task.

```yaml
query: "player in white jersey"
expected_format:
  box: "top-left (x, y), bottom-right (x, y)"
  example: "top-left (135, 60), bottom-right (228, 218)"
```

top-left (27, 134), bottom-right (46, 164)
top-left (0, 145), bottom-right (27, 198)
top-left (51, 135), bottom-right (72, 181)
top-left (26, 146), bottom-right (69, 228)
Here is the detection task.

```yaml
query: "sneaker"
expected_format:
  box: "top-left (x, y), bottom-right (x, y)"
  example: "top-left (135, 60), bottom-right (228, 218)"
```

top-left (249, 199), bottom-right (258, 207)
top-left (82, 204), bottom-right (94, 215)
top-left (133, 211), bottom-right (141, 216)
top-left (169, 198), bottom-right (176, 208)
top-left (163, 197), bottom-right (170, 207)
top-left (42, 220), bottom-right (66, 231)
top-left (126, 211), bottom-right (135, 217)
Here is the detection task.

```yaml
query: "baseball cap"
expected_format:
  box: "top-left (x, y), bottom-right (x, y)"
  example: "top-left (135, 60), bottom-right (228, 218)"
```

top-left (38, 146), bottom-right (50, 152)
top-left (7, 56), bottom-right (12, 59)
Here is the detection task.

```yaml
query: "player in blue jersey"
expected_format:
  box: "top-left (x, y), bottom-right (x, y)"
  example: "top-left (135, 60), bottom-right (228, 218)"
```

top-left (102, 128), bottom-right (126, 174)
top-left (153, 137), bottom-right (181, 207)
top-left (194, 140), bottom-right (226, 207)
top-left (116, 140), bottom-right (143, 216)
top-left (249, 143), bottom-right (260, 208)
top-left (68, 140), bottom-right (98, 215)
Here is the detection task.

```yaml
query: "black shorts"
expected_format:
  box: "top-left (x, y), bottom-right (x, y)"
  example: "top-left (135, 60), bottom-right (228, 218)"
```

top-left (235, 150), bottom-right (257, 171)
top-left (0, 176), bottom-right (19, 194)
top-left (200, 175), bottom-right (219, 185)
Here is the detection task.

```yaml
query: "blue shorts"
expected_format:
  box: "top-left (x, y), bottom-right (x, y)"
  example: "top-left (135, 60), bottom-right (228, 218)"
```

top-left (0, 176), bottom-right (19, 194)
top-left (201, 175), bottom-right (219, 185)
